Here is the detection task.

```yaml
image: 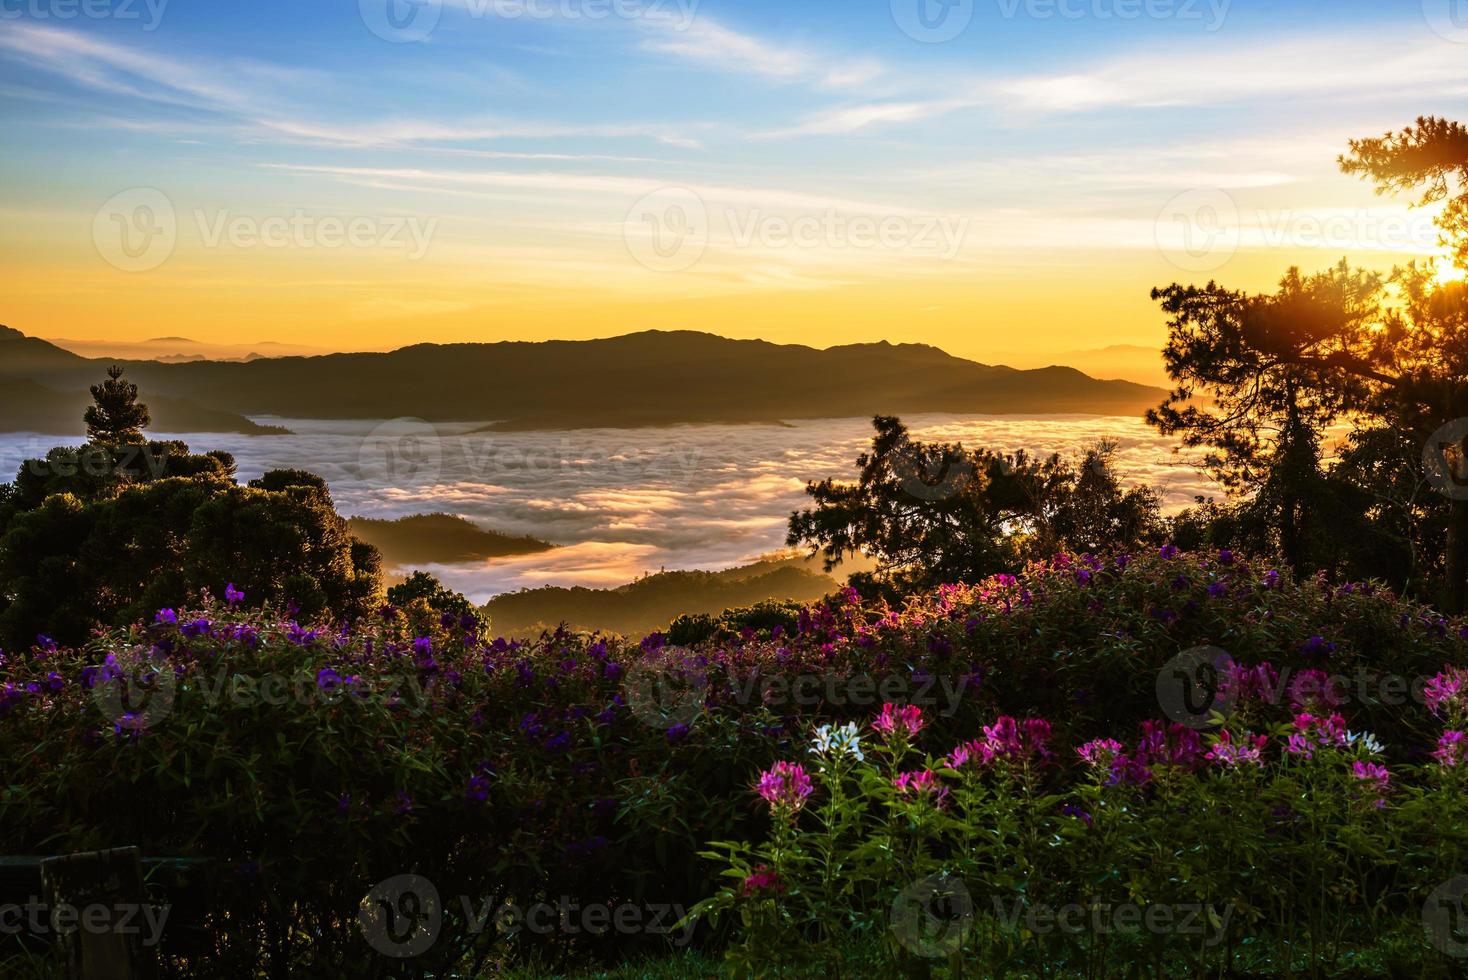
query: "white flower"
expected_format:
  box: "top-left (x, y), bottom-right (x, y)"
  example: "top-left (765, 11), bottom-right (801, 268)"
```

top-left (1346, 731), bottom-right (1385, 756)
top-left (811, 722), bottom-right (864, 762)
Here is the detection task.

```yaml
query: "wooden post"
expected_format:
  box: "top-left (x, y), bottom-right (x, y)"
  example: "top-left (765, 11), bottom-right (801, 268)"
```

top-left (39, 847), bottom-right (158, 980)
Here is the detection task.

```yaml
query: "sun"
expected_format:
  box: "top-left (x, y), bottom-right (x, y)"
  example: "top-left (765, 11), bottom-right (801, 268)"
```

top-left (1434, 262), bottom-right (1467, 286)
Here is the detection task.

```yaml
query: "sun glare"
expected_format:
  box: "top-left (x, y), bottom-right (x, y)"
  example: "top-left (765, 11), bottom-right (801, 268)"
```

top-left (1435, 262), bottom-right (1467, 285)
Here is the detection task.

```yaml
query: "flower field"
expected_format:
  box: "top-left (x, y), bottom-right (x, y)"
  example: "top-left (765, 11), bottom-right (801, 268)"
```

top-left (2, 549), bottom-right (1467, 977)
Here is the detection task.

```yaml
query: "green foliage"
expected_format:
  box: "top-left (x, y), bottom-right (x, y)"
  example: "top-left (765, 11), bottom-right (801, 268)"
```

top-left (665, 600), bottom-right (806, 647)
top-left (1, 549), bottom-right (1463, 976)
top-left (387, 570), bottom-right (477, 621)
top-left (695, 689), bottom-right (1468, 977)
top-left (84, 365), bottom-right (151, 446)
top-left (0, 467), bottom-right (380, 648)
top-left (787, 416), bottom-right (1164, 593)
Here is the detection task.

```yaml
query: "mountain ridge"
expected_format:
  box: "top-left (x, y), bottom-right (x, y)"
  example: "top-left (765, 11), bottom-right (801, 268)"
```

top-left (1, 326), bottom-right (1168, 432)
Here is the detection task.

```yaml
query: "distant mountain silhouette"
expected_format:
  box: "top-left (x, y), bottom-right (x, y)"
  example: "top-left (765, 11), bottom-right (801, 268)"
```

top-left (0, 326), bottom-right (288, 436)
top-left (2, 327), bottom-right (1167, 432)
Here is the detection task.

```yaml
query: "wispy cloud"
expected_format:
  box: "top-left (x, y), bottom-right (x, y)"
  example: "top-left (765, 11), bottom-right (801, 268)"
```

top-left (634, 16), bottom-right (886, 92)
top-left (0, 23), bottom-right (706, 152)
top-left (761, 30), bottom-right (1468, 138)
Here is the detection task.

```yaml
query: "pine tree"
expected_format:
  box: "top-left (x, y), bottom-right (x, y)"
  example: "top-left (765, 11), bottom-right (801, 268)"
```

top-left (84, 365), bottom-right (151, 445)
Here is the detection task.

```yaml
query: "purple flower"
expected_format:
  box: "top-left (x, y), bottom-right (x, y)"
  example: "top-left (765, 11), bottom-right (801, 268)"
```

top-left (316, 668), bottom-right (343, 690)
top-left (224, 583), bottom-right (245, 605)
top-left (1061, 803), bottom-right (1093, 827)
top-left (1299, 635), bottom-right (1336, 658)
top-left (155, 609), bottom-right (178, 625)
top-left (181, 618), bottom-right (213, 639)
top-left (1160, 544), bottom-right (1180, 560)
top-left (466, 774), bottom-right (491, 803)
top-left (665, 722), bottom-right (690, 743)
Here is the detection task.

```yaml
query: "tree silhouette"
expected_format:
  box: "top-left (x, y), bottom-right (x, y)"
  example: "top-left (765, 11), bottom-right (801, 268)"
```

top-left (1148, 262), bottom-right (1380, 573)
top-left (1340, 116), bottom-right (1468, 271)
top-left (84, 365), bottom-right (150, 446)
top-left (1148, 117), bottom-right (1468, 610)
top-left (787, 416), bottom-right (1162, 593)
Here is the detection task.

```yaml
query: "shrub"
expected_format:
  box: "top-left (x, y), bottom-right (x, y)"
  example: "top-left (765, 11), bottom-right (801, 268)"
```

top-left (0, 549), bottom-right (1463, 976)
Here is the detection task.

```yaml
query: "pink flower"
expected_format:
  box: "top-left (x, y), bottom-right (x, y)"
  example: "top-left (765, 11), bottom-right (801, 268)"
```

top-left (1317, 714), bottom-right (1348, 747)
top-left (1285, 733), bottom-right (1314, 760)
top-left (740, 865), bottom-right (783, 897)
top-left (1077, 738), bottom-right (1124, 769)
top-left (1107, 752), bottom-right (1153, 787)
top-left (1351, 760), bottom-right (1391, 806)
top-left (1434, 731), bottom-right (1468, 768)
top-left (872, 703), bottom-right (925, 738)
top-left (948, 738), bottom-right (994, 769)
top-left (1291, 712), bottom-right (1348, 752)
top-left (892, 769), bottom-right (949, 806)
top-left (756, 761), bottom-right (814, 814)
top-left (1224, 662), bottom-right (1279, 704)
top-left (1204, 730), bottom-right (1267, 768)
top-left (983, 716), bottom-right (1021, 754)
top-left (1136, 720), bottom-right (1203, 770)
top-left (1425, 668), bottom-right (1468, 722)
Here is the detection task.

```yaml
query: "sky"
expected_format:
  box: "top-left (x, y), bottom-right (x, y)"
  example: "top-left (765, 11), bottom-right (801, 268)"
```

top-left (2, 0), bottom-right (1467, 365)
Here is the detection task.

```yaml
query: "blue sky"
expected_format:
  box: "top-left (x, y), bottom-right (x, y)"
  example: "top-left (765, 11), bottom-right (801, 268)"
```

top-left (2, 0), bottom-right (1466, 357)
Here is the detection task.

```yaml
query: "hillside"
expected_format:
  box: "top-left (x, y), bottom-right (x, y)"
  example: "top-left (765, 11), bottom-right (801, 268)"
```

top-left (347, 513), bottom-right (553, 569)
top-left (481, 554), bottom-right (842, 638)
top-left (1, 327), bottom-right (1168, 433)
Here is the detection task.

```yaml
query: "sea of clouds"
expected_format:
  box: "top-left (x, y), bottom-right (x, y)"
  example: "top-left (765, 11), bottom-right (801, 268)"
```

top-left (0, 415), bottom-right (1216, 603)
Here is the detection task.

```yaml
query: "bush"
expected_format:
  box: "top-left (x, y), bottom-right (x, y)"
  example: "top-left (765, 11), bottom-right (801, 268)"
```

top-left (0, 549), bottom-right (1463, 976)
top-left (0, 461), bottom-right (381, 649)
